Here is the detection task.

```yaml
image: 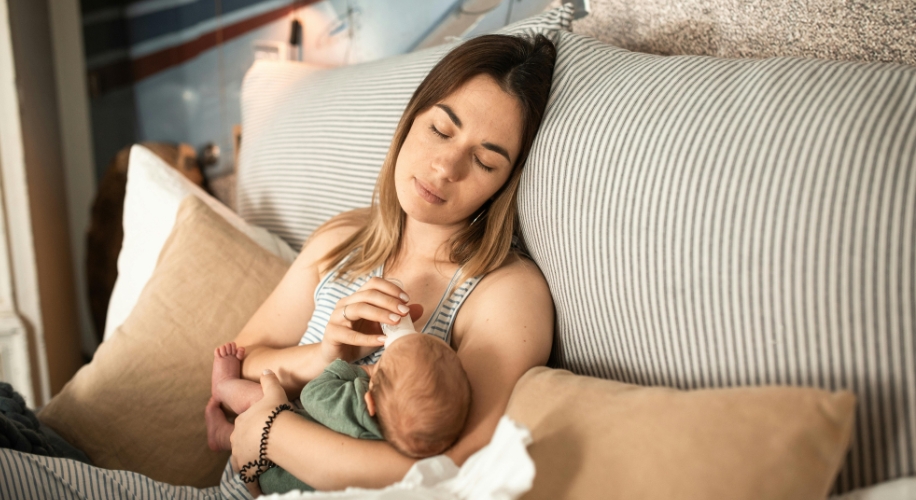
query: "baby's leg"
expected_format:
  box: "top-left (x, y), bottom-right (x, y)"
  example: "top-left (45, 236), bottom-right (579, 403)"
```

top-left (212, 342), bottom-right (263, 414)
top-left (205, 396), bottom-right (234, 451)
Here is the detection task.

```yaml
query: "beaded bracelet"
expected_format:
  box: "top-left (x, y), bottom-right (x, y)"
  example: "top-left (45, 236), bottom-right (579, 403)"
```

top-left (238, 403), bottom-right (294, 484)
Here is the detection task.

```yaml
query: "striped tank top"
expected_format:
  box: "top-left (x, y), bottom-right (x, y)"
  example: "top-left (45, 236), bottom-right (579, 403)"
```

top-left (299, 254), bottom-right (483, 365)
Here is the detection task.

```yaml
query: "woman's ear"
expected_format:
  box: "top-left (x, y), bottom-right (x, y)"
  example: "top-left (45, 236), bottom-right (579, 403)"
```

top-left (364, 391), bottom-right (377, 417)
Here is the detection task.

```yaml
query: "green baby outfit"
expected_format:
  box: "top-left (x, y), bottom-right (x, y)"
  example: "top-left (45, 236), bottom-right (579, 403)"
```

top-left (258, 359), bottom-right (382, 494)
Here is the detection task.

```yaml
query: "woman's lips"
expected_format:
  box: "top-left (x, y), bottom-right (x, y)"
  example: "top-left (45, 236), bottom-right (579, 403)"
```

top-left (414, 179), bottom-right (446, 204)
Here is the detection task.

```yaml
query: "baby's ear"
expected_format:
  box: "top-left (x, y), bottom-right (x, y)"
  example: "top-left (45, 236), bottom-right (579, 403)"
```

top-left (364, 391), bottom-right (377, 417)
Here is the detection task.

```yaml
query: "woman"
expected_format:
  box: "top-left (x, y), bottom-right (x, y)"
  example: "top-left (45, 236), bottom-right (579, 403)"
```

top-left (0, 32), bottom-right (556, 499)
top-left (229, 32), bottom-right (557, 492)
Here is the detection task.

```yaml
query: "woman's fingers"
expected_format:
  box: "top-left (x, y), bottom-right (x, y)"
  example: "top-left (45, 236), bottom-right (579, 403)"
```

top-left (338, 300), bottom-right (409, 326)
top-left (337, 286), bottom-right (410, 325)
top-left (320, 277), bottom-right (413, 363)
top-left (260, 369), bottom-right (286, 400)
top-left (230, 371), bottom-right (291, 467)
top-left (326, 321), bottom-right (386, 347)
top-left (365, 276), bottom-right (410, 302)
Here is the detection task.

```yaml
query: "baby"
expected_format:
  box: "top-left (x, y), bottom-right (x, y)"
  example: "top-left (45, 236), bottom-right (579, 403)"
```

top-left (206, 331), bottom-right (472, 494)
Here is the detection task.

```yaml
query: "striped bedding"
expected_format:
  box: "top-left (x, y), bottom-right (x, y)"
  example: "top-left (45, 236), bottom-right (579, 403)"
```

top-left (235, 19), bottom-right (914, 494)
top-left (0, 451), bottom-right (251, 500)
top-left (518, 30), bottom-right (916, 493)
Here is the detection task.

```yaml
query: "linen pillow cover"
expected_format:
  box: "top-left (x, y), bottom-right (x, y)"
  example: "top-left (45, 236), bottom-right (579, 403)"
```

top-left (517, 30), bottom-right (916, 492)
top-left (236, 4), bottom-right (574, 250)
top-left (103, 144), bottom-right (297, 341)
top-left (39, 196), bottom-right (291, 487)
top-left (506, 367), bottom-right (856, 500)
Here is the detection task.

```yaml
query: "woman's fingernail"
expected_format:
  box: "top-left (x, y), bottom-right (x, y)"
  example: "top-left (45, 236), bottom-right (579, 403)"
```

top-left (377, 336), bottom-right (387, 343)
top-left (263, 369), bottom-right (273, 375)
top-left (400, 293), bottom-right (409, 302)
top-left (397, 304), bottom-right (410, 314)
top-left (389, 313), bottom-right (401, 322)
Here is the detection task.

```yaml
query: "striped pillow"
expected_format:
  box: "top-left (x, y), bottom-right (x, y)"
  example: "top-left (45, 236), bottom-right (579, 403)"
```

top-left (518, 30), bottom-right (916, 493)
top-left (236, 5), bottom-right (574, 250)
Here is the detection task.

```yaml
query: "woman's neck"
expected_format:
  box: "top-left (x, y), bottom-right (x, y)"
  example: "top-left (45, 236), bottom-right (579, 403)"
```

top-left (395, 217), bottom-right (464, 268)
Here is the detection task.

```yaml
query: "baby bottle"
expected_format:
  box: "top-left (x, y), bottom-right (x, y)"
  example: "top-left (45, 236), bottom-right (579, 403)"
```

top-left (381, 278), bottom-right (416, 347)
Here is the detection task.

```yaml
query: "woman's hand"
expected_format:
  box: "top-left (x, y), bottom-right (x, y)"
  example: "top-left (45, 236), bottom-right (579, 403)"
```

top-left (230, 370), bottom-right (291, 469)
top-left (321, 277), bottom-right (422, 364)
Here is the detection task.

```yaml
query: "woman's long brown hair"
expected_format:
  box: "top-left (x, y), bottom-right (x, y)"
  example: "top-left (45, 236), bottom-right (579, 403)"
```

top-left (319, 33), bottom-right (556, 285)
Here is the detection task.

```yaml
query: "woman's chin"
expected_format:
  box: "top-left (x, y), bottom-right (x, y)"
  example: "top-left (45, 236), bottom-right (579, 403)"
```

top-left (402, 207), bottom-right (468, 229)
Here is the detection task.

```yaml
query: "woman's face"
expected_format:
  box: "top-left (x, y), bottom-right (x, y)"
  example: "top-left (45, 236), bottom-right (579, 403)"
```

top-left (395, 74), bottom-right (524, 228)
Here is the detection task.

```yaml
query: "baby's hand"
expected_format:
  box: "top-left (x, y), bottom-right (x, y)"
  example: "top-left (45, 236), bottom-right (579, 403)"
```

top-left (360, 364), bottom-right (378, 377)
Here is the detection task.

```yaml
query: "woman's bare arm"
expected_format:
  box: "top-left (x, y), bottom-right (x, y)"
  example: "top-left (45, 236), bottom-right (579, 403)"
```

top-left (445, 256), bottom-right (554, 465)
top-left (233, 215), bottom-right (363, 394)
top-left (231, 369), bottom-right (416, 490)
top-left (267, 412), bottom-right (416, 489)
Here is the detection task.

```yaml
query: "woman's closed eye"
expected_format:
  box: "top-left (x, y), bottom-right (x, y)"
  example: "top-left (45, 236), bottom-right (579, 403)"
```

top-left (430, 124), bottom-right (449, 139)
top-left (430, 125), bottom-right (496, 173)
top-left (474, 155), bottom-right (494, 173)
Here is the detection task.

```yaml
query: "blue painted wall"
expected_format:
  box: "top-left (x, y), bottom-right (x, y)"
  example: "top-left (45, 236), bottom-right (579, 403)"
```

top-left (81, 0), bottom-right (553, 179)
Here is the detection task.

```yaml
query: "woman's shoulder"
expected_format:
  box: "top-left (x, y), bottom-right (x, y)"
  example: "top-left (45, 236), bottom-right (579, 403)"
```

top-left (466, 253), bottom-right (551, 310)
top-left (452, 252), bottom-right (553, 354)
top-left (484, 252), bottom-right (546, 285)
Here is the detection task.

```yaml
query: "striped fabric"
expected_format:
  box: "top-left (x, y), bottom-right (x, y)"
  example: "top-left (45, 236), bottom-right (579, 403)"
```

top-left (236, 5), bottom-right (574, 251)
top-left (0, 449), bottom-right (251, 500)
top-left (518, 30), bottom-right (916, 493)
top-left (299, 254), bottom-right (482, 364)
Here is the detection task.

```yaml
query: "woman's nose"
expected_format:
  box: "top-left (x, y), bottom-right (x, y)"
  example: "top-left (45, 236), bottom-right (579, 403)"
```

top-left (431, 147), bottom-right (468, 181)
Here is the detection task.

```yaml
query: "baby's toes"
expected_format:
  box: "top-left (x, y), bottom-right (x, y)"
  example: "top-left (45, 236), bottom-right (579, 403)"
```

top-left (215, 343), bottom-right (231, 358)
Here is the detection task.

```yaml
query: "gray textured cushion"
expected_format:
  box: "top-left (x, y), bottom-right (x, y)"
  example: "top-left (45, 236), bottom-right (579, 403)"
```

top-left (518, 30), bottom-right (916, 493)
top-left (237, 5), bottom-right (574, 250)
top-left (562, 0), bottom-right (916, 67)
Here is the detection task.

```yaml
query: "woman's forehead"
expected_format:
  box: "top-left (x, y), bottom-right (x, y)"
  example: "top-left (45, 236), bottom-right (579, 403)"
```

top-left (434, 75), bottom-right (523, 157)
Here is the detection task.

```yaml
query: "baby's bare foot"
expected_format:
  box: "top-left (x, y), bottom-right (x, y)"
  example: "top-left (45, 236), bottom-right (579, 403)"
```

top-left (205, 397), bottom-right (233, 451)
top-left (212, 342), bottom-right (243, 399)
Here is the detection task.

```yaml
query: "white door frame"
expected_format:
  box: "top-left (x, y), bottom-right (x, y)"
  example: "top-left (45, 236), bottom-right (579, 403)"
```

top-left (0, 0), bottom-right (50, 408)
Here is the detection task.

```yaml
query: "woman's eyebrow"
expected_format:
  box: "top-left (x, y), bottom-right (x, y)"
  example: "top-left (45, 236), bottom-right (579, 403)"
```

top-left (436, 104), bottom-right (511, 163)
top-left (436, 104), bottom-right (462, 128)
top-left (482, 142), bottom-right (511, 163)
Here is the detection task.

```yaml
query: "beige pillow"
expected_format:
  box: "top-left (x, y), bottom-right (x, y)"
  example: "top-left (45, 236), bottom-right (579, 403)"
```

top-left (506, 367), bottom-right (856, 500)
top-left (39, 196), bottom-right (291, 487)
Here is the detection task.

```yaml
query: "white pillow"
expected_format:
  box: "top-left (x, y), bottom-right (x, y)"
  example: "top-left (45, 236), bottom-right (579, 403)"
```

top-left (103, 144), bottom-right (298, 341)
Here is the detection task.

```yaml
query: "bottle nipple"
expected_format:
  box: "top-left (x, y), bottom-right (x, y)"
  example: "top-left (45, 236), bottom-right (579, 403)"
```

top-left (381, 278), bottom-right (416, 347)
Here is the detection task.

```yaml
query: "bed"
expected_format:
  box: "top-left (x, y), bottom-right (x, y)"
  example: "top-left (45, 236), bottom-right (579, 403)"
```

top-left (11, 3), bottom-right (915, 499)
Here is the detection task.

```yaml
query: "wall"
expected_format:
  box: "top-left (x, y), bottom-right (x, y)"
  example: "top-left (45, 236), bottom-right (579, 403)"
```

top-left (81, 0), bottom-right (555, 181)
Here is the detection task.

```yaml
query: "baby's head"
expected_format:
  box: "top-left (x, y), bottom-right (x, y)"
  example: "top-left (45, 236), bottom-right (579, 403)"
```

top-left (365, 334), bottom-right (471, 458)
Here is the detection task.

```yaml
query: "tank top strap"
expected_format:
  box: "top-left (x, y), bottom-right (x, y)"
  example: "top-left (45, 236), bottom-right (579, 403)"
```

top-left (419, 270), bottom-right (483, 345)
